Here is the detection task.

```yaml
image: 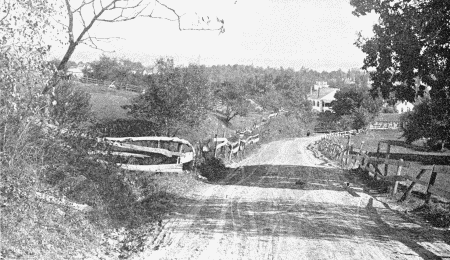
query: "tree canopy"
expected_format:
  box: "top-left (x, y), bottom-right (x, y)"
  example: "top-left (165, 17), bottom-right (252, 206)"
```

top-left (351, 0), bottom-right (450, 147)
top-left (351, 0), bottom-right (450, 102)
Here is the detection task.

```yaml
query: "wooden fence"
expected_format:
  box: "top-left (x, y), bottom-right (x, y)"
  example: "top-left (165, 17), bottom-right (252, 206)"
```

top-left (315, 132), bottom-right (450, 203)
top-left (93, 106), bottom-right (290, 174)
top-left (78, 76), bottom-right (144, 93)
top-left (96, 136), bottom-right (195, 173)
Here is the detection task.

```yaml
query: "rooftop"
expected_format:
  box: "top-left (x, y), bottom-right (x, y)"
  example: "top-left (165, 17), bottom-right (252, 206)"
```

top-left (307, 87), bottom-right (339, 100)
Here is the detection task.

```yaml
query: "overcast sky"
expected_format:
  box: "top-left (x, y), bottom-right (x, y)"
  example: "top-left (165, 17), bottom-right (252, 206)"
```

top-left (52, 0), bottom-right (378, 72)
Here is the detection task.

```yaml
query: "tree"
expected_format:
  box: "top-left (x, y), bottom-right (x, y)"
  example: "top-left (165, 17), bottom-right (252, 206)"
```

top-left (352, 0), bottom-right (450, 147)
top-left (330, 87), bottom-right (382, 130)
top-left (1, 0), bottom-right (57, 158)
top-left (124, 59), bottom-right (209, 136)
top-left (331, 87), bottom-right (382, 116)
top-left (42, 0), bottom-right (225, 94)
top-left (214, 81), bottom-right (251, 124)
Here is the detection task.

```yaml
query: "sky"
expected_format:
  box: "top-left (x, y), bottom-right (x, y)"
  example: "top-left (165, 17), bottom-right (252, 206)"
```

top-left (51, 0), bottom-right (378, 72)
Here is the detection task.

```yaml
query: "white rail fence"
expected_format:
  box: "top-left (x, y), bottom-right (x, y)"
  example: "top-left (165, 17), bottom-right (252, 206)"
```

top-left (93, 108), bottom-right (287, 173)
top-left (94, 136), bottom-right (195, 173)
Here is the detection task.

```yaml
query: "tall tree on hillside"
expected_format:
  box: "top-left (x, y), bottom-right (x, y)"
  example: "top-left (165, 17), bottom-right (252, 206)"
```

top-left (351, 0), bottom-right (450, 147)
top-left (42, 0), bottom-right (225, 94)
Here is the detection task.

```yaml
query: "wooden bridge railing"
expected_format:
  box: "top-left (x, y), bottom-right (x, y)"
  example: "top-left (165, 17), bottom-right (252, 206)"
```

top-left (97, 136), bottom-right (195, 173)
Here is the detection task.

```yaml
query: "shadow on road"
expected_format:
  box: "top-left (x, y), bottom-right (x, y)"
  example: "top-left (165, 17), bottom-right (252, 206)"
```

top-left (180, 163), bottom-right (450, 259)
top-left (217, 165), bottom-right (353, 191)
top-left (169, 193), bottom-right (449, 259)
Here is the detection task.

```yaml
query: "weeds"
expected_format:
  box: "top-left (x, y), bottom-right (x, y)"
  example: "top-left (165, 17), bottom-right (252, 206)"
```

top-left (197, 157), bottom-right (228, 181)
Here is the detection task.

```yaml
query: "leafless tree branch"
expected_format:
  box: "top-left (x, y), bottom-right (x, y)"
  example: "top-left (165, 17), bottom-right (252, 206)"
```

top-left (153, 0), bottom-right (225, 33)
top-left (73, 0), bottom-right (95, 13)
top-left (0, 0), bottom-right (11, 23)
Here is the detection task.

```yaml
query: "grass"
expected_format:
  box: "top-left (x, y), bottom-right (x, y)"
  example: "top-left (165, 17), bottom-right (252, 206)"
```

top-left (74, 82), bottom-right (137, 120)
top-left (325, 129), bottom-right (450, 228)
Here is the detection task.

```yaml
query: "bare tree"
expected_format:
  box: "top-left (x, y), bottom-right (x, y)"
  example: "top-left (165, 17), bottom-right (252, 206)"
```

top-left (43, 0), bottom-right (225, 94)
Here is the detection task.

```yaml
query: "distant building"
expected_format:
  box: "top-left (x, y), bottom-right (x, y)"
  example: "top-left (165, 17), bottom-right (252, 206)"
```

top-left (395, 101), bottom-right (414, 113)
top-left (307, 81), bottom-right (339, 112)
top-left (67, 67), bottom-right (84, 78)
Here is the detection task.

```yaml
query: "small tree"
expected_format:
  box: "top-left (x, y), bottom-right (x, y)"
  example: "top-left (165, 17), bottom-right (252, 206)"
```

top-left (214, 81), bottom-right (251, 124)
top-left (401, 98), bottom-right (450, 150)
top-left (124, 59), bottom-right (209, 137)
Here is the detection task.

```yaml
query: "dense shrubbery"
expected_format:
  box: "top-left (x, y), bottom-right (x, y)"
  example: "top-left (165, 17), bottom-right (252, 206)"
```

top-left (401, 98), bottom-right (450, 150)
top-left (321, 87), bottom-right (383, 131)
top-left (260, 112), bottom-right (312, 141)
top-left (197, 157), bottom-right (228, 181)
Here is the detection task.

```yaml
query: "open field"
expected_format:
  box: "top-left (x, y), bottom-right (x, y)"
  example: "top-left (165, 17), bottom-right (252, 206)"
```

top-left (74, 82), bottom-right (138, 120)
top-left (75, 81), bottom-right (269, 142)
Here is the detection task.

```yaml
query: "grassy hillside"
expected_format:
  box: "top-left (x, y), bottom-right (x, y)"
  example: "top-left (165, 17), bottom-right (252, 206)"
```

top-left (75, 82), bottom-right (267, 141)
top-left (74, 82), bottom-right (137, 120)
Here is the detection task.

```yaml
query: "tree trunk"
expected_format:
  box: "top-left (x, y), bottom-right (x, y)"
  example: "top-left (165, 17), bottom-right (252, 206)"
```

top-left (42, 42), bottom-right (77, 95)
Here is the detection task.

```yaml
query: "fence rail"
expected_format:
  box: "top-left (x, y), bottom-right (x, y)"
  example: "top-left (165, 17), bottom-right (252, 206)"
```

top-left (95, 136), bottom-right (195, 173)
top-left (78, 76), bottom-right (144, 93)
top-left (315, 131), bottom-right (450, 203)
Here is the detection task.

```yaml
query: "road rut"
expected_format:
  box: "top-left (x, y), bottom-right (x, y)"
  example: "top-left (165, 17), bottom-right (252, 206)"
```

top-left (133, 136), bottom-right (450, 260)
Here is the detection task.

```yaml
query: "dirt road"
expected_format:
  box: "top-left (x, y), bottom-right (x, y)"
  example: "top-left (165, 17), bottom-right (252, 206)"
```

top-left (134, 136), bottom-right (450, 260)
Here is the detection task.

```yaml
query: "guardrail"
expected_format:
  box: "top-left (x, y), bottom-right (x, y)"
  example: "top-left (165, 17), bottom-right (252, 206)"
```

top-left (92, 107), bottom-right (287, 173)
top-left (95, 136), bottom-right (195, 173)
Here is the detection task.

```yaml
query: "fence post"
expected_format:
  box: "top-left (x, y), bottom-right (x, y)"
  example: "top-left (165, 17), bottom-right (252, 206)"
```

top-left (384, 143), bottom-right (391, 176)
top-left (198, 141), bottom-right (202, 159)
top-left (392, 159), bottom-right (403, 195)
top-left (339, 145), bottom-right (344, 167)
top-left (359, 141), bottom-right (365, 152)
top-left (376, 141), bottom-right (381, 158)
top-left (348, 144), bottom-right (354, 168)
top-left (177, 143), bottom-right (183, 164)
top-left (345, 135), bottom-right (351, 166)
top-left (399, 168), bottom-right (427, 202)
top-left (213, 133), bottom-right (218, 158)
top-left (425, 166), bottom-right (437, 204)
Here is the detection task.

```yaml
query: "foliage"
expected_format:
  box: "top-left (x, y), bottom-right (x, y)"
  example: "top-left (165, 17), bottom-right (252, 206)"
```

top-left (47, 0), bottom-right (225, 93)
top-left (214, 81), bottom-right (251, 123)
top-left (124, 59), bottom-right (209, 137)
top-left (84, 55), bottom-right (146, 86)
top-left (401, 98), bottom-right (450, 150)
top-left (351, 0), bottom-right (450, 102)
top-left (351, 0), bottom-right (450, 147)
top-left (197, 157), bottom-right (228, 181)
top-left (260, 112), bottom-right (311, 141)
top-left (382, 106), bottom-right (396, 113)
top-left (51, 81), bottom-right (92, 126)
top-left (328, 87), bottom-right (382, 130)
top-left (331, 87), bottom-right (382, 117)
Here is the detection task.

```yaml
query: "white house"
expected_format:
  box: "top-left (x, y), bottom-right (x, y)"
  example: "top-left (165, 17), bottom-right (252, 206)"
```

top-left (67, 67), bottom-right (84, 78)
top-left (307, 82), bottom-right (339, 112)
top-left (395, 101), bottom-right (414, 113)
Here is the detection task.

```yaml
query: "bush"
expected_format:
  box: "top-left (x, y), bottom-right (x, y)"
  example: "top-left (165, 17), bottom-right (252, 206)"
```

top-left (91, 119), bottom-right (157, 137)
top-left (382, 106), bottom-right (396, 113)
top-left (197, 157), bottom-right (228, 181)
top-left (401, 98), bottom-right (450, 150)
top-left (51, 81), bottom-right (92, 126)
top-left (260, 112), bottom-right (310, 141)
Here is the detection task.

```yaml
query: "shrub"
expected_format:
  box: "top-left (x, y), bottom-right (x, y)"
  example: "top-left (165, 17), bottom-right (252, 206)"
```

top-left (197, 157), bottom-right (228, 181)
top-left (260, 112), bottom-right (310, 141)
top-left (382, 106), bottom-right (396, 113)
top-left (400, 98), bottom-right (450, 150)
top-left (51, 81), bottom-right (92, 126)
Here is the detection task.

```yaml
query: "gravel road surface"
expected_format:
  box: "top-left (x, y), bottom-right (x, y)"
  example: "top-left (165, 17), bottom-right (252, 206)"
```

top-left (133, 136), bottom-right (450, 260)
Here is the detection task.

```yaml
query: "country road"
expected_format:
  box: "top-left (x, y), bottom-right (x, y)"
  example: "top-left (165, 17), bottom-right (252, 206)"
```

top-left (133, 136), bottom-right (450, 260)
